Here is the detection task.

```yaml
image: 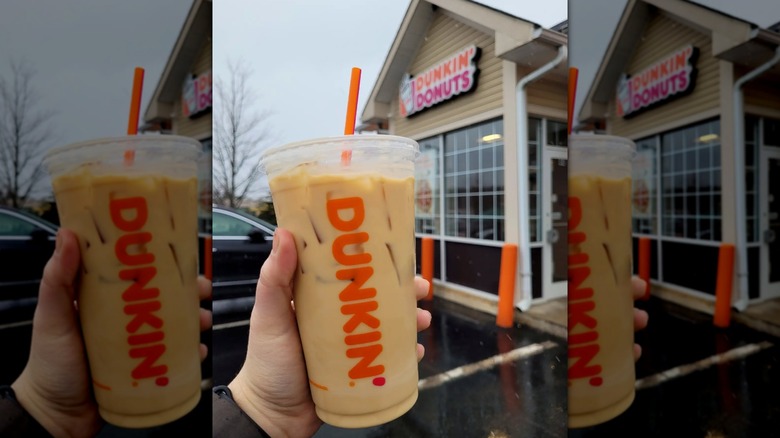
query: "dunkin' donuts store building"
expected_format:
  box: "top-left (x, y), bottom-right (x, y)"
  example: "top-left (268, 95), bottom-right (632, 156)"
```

top-left (143, 0), bottom-right (212, 235)
top-left (361, 0), bottom-right (568, 312)
top-left (579, 0), bottom-right (780, 314)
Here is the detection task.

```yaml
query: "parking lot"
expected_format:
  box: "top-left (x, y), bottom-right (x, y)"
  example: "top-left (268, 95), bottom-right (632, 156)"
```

top-left (570, 296), bottom-right (780, 437)
top-left (213, 294), bottom-right (568, 437)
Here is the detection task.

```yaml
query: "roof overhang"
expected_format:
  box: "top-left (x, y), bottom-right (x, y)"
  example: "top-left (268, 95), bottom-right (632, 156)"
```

top-left (144, 0), bottom-right (212, 124)
top-left (361, 0), bottom-right (560, 125)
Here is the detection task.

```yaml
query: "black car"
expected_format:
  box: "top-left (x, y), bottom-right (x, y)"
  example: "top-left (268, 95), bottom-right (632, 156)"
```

top-left (0, 207), bottom-right (58, 301)
top-left (212, 205), bottom-right (275, 299)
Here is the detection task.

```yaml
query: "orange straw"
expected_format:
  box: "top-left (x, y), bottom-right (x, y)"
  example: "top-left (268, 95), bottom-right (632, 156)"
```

top-left (125, 66), bottom-right (145, 165)
top-left (567, 67), bottom-right (579, 135)
top-left (342, 67), bottom-right (362, 165)
top-left (127, 67), bottom-right (144, 135)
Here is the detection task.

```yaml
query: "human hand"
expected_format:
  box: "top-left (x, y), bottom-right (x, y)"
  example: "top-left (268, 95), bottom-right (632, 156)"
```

top-left (632, 276), bottom-right (649, 361)
top-left (11, 229), bottom-right (213, 437)
top-left (229, 228), bottom-right (432, 438)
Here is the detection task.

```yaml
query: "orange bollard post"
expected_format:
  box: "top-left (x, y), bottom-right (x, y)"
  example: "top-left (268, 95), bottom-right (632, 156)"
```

top-left (421, 237), bottom-right (434, 301)
top-left (204, 236), bottom-right (212, 281)
top-left (639, 237), bottom-right (651, 300)
top-left (713, 244), bottom-right (735, 328)
top-left (496, 243), bottom-right (518, 328)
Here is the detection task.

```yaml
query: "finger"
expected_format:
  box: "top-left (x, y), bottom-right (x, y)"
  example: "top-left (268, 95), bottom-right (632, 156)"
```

top-left (34, 229), bottom-right (82, 336)
top-left (200, 308), bottom-right (212, 332)
top-left (414, 277), bottom-right (430, 301)
top-left (634, 343), bottom-right (642, 362)
top-left (200, 343), bottom-right (208, 362)
top-left (634, 308), bottom-right (649, 332)
top-left (416, 343), bottom-right (425, 362)
top-left (198, 276), bottom-right (212, 301)
top-left (417, 308), bottom-right (431, 333)
top-left (252, 229), bottom-right (299, 336)
top-left (632, 276), bottom-right (647, 300)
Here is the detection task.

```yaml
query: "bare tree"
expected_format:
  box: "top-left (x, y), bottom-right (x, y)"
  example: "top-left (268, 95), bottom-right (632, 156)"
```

top-left (0, 61), bottom-right (54, 208)
top-left (213, 59), bottom-right (270, 208)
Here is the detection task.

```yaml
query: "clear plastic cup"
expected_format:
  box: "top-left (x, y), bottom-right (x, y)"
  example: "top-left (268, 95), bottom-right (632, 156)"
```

top-left (44, 136), bottom-right (202, 428)
top-left (261, 135), bottom-right (420, 428)
top-left (567, 134), bottom-right (637, 428)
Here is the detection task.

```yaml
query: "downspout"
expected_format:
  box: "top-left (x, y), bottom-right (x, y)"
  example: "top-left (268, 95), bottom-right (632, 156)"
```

top-left (732, 45), bottom-right (780, 311)
top-left (516, 44), bottom-right (567, 311)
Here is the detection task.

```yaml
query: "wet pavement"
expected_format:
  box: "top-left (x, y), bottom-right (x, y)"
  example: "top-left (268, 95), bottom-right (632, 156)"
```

top-left (213, 296), bottom-right (568, 437)
top-left (569, 296), bottom-right (780, 437)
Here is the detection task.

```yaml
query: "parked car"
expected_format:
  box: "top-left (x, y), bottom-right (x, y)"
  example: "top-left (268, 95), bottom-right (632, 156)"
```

top-left (0, 206), bottom-right (58, 300)
top-left (212, 205), bottom-right (276, 299)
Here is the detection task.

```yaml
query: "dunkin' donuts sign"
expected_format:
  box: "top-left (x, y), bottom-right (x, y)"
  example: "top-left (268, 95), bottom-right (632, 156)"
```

top-left (399, 45), bottom-right (481, 117)
top-left (182, 71), bottom-right (212, 119)
top-left (616, 45), bottom-right (698, 118)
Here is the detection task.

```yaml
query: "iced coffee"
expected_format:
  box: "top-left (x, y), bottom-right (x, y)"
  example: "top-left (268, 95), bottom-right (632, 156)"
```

top-left (44, 136), bottom-right (202, 428)
top-left (262, 135), bottom-right (420, 428)
top-left (568, 135), bottom-right (636, 428)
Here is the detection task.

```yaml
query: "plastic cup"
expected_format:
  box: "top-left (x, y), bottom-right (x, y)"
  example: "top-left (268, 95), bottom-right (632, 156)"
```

top-left (567, 134), bottom-right (637, 428)
top-left (261, 135), bottom-right (420, 428)
top-left (43, 136), bottom-right (202, 428)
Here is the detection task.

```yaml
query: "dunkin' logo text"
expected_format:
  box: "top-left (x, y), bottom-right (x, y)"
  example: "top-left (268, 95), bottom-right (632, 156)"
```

top-left (110, 197), bottom-right (169, 388)
top-left (568, 197), bottom-right (602, 387)
top-left (327, 197), bottom-right (386, 387)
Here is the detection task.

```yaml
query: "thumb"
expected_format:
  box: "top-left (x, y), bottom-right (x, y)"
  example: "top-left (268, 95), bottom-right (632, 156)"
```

top-left (34, 229), bottom-right (81, 337)
top-left (251, 228), bottom-right (299, 336)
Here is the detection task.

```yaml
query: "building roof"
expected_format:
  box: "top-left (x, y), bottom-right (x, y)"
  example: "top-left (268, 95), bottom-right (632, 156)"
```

top-left (143, 0), bottom-right (212, 124)
top-left (360, 0), bottom-right (567, 126)
top-left (579, 0), bottom-right (780, 125)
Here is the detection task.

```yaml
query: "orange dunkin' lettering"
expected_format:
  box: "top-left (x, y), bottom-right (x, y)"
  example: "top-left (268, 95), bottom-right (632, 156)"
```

top-left (346, 344), bottom-right (385, 379)
top-left (341, 301), bottom-right (380, 333)
top-left (568, 195), bottom-right (602, 387)
top-left (124, 301), bottom-right (164, 333)
top-left (345, 331), bottom-right (381, 346)
top-left (110, 196), bottom-right (168, 387)
top-left (327, 197), bottom-right (365, 231)
top-left (336, 267), bottom-right (376, 301)
top-left (326, 196), bottom-right (386, 387)
top-left (119, 267), bottom-right (160, 302)
top-left (569, 344), bottom-right (603, 385)
top-left (115, 232), bottom-right (154, 266)
top-left (110, 197), bottom-right (148, 232)
top-left (332, 232), bottom-right (371, 266)
top-left (129, 344), bottom-right (168, 380)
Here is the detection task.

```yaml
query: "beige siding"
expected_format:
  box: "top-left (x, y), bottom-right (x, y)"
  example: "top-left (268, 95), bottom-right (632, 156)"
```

top-left (526, 76), bottom-right (566, 115)
top-left (608, 12), bottom-right (720, 138)
top-left (391, 11), bottom-right (503, 139)
top-left (742, 69), bottom-right (780, 112)
top-left (174, 36), bottom-right (212, 140)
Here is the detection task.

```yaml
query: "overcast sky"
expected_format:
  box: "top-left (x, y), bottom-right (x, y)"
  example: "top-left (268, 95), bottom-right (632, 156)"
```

top-left (0, 1), bottom-right (191, 197)
top-left (570, 0), bottom-right (780, 125)
top-left (214, 0), bottom-right (566, 198)
top-left (214, 0), bottom-right (567, 150)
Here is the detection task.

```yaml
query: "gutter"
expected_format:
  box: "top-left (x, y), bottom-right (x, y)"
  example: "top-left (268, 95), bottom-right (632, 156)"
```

top-left (732, 46), bottom-right (780, 311)
top-left (515, 44), bottom-right (567, 312)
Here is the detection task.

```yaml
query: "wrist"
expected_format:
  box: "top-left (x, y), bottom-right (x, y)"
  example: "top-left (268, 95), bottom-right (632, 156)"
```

top-left (228, 373), bottom-right (321, 438)
top-left (11, 376), bottom-right (61, 438)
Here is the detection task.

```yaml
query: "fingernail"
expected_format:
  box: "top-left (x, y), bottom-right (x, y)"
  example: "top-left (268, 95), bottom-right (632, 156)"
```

top-left (55, 230), bottom-right (63, 255)
top-left (272, 232), bottom-right (279, 254)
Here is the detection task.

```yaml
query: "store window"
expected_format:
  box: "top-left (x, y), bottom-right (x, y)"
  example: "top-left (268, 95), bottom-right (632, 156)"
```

top-left (415, 137), bottom-right (440, 234)
top-left (660, 119), bottom-right (721, 241)
top-left (746, 117), bottom-right (759, 242)
top-left (528, 119), bottom-right (567, 242)
top-left (442, 118), bottom-right (504, 241)
top-left (528, 118), bottom-right (541, 242)
top-left (632, 137), bottom-right (658, 234)
top-left (546, 119), bottom-right (568, 147)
